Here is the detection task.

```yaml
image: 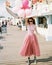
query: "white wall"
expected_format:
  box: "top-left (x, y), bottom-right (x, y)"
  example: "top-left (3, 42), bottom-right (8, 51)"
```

top-left (37, 27), bottom-right (47, 36)
top-left (46, 24), bottom-right (52, 41)
top-left (37, 24), bottom-right (52, 41)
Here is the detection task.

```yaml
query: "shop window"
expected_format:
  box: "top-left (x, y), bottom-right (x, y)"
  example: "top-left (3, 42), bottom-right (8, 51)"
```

top-left (38, 17), bottom-right (48, 28)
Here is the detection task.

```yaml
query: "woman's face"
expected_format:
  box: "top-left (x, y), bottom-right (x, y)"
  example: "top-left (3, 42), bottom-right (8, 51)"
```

top-left (29, 19), bottom-right (33, 25)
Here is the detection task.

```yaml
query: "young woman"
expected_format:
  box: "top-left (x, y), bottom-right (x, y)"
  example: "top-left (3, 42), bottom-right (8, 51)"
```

top-left (19, 17), bottom-right (40, 65)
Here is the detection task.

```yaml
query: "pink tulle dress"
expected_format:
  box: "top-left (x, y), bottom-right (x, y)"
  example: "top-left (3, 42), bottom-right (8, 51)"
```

top-left (19, 25), bottom-right (40, 56)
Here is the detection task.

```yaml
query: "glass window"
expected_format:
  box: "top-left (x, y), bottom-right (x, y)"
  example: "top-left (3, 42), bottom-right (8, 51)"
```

top-left (38, 17), bottom-right (48, 28)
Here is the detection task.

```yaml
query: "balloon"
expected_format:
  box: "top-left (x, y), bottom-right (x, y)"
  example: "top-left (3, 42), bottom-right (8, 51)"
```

top-left (32, 0), bottom-right (43, 4)
top-left (12, 0), bottom-right (22, 13)
top-left (14, 0), bottom-right (32, 18)
top-left (17, 9), bottom-right (25, 18)
top-left (25, 9), bottom-right (32, 16)
top-left (17, 8), bottom-right (32, 18)
top-left (12, 6), bottom-right (19, 13)
top-left (22, 0), bottom-right (29, 6)
top-left (39, 0), bottom-right (42, 2)
top-left (6, 0), bottom-right (10, 7)
top-left (21, 0), bottom-right (30, 9)
top-left (32, 0), bottom-right (37, 4)
top-left (21, 5), bottom-right (30, 9)
top-left (14, 0), bottom-right (22, 8)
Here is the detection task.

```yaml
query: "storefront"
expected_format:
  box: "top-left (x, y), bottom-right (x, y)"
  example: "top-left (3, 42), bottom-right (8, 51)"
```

top-left (35, 15), bottom-right (52, 41)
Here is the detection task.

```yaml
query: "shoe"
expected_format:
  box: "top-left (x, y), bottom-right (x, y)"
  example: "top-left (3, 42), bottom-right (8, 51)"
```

top-left (33, 59), bottom-right (37, 64)
top-left (31, 57), bottom-right (37, 64)
top-left (34, 56), bottom-right (37, 64)
top-left (27, 57), bottom-right (31, 65)
top-left (31, 60), bottom-right (37, 64)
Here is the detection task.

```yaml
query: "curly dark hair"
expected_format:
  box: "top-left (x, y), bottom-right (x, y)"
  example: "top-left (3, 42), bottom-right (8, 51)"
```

top-left (27, 17), bottom-right (35, 25)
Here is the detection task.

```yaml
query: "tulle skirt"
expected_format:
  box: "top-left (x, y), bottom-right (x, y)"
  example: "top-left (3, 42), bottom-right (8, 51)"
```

top-left (19, 33), bottom-right (40, 56)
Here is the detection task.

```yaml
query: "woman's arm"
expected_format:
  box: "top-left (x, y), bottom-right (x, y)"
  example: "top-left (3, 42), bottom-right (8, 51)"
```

top-left (35, 25), bottom-right (38, 34)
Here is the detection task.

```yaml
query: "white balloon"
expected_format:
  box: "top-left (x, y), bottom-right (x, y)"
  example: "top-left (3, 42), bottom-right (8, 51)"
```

top-left (12, 6), bottom-right (19, 13)
top-left (25, 9), bottom-right (32, 16)
top-left (14, 0), bottom-right (22, 7)
top-left (17, 9), bottom-right (25, 17)
top-left (12, 0), bottom-right (22, 13)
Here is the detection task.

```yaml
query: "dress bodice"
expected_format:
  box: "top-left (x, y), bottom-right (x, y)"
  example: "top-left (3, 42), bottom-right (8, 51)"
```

top-left (27, 25), bottom-right (35, 34)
